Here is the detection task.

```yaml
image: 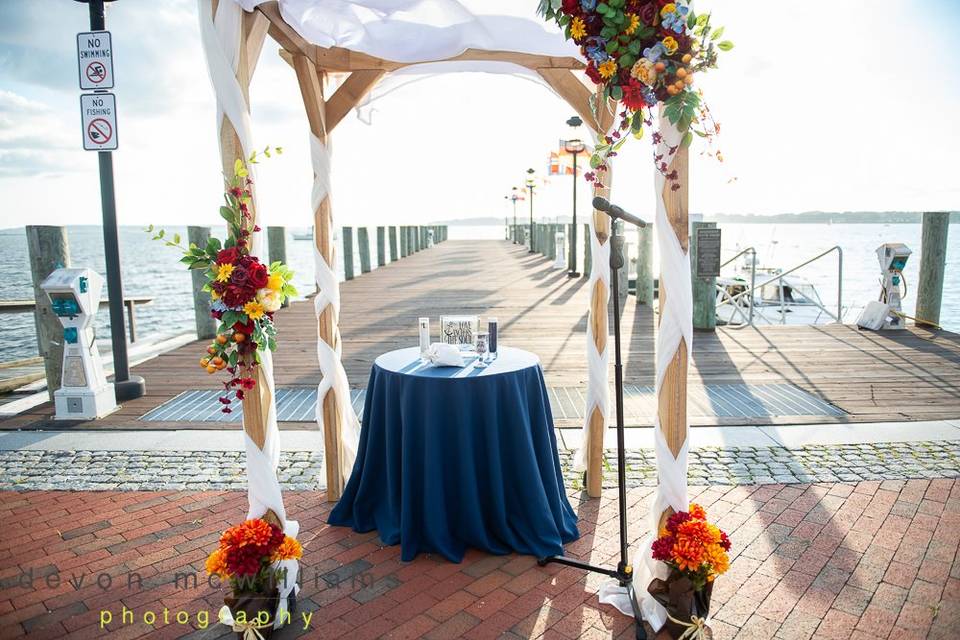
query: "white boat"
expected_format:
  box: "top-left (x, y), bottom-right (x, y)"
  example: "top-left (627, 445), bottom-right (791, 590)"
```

top-left (715, 245), bottom-right (845, 326)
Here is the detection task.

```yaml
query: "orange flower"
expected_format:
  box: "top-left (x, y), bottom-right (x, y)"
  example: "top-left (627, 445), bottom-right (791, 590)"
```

top-left (688, 503), bottom-right (706, 520)
top-left (221, 518), bottom-right (277, 550)
top-left (205, 548), bottom-right (230, 578)
top-left (676, 519), bottom-right (721, 548)
top-left (671, 538), bottom-right (705, 572)
top-left (704, 543), bottom-right (730, 577)
top-left (272, 535), bottom-right (303, 562)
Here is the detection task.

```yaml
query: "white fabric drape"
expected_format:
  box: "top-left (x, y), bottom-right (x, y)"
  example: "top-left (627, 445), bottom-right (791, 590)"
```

top-left (310, 133), bottom-right (361, 486)
top-left (598, 111), bottom-right (691, 631)
top-left (573, 148), bottom-right (611, 473)
top-left (198, 1), bottom-right (299, 625)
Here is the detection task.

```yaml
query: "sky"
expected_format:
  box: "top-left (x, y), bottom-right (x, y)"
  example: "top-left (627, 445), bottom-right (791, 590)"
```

top-left (0, 0), bottom-right (958, 231)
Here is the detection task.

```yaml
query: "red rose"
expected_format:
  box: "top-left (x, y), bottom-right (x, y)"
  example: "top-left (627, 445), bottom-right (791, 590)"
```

top-left (585, 61), bottom-right (602, 84)
top-left (216, 247), bottom-right (239, 264)
top-left (561, 0), bottom-right (579, 14)
top-left (637, 3), bottom-right (657, 26)
top-left (248, 261), bottom-right (269, 289)
top-left (621, 79), bottom-right (647, 110)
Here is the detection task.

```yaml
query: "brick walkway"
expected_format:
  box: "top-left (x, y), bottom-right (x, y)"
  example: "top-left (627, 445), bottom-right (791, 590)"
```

top-left (1, 480), bottom-right (958, 639)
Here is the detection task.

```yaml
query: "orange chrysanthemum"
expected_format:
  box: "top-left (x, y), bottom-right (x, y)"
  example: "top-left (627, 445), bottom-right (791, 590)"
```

top-left (676, 519), bottom-right (721, 548)
top-left (671, 538), bottom-right (706, 572)
top-left (205, 548), bottom-right (230, 578)
top-left (704, 543), bottom-right (730, 578)
top-left (272, 535), bottom-right (303, 562)
top-left (221, 518), bottom-right (277, 550)
top-left (688, 503), bottom-right (706, 520)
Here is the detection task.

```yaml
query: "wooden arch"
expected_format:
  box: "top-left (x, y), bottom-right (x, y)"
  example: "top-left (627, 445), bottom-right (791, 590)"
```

top-left (219, 0), bottom-right (616, 500)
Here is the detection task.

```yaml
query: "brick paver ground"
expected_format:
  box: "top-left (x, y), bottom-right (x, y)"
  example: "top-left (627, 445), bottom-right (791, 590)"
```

top-left (1, 480), bottom-right (958, 639)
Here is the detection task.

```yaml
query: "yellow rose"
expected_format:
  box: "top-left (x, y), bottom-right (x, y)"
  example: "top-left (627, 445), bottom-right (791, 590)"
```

top-left (267, 273), bottom-right (284, 291)
top-left (662, 36), bottom-right (679, 55)
top-left (631, 58), bottom-right (658, 86)
top-left (258, 289), bottom-right (282, 313)
top-left (661, 3), bottom-right (676, 16)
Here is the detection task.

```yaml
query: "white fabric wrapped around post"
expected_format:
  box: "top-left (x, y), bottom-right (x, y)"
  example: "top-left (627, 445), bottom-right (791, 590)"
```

top-left (310, 133), bottom-right (361, 485)
top-left (198, 0), bottom-right (299, 626)
top-left (598, 113), bottom-right (691, 631)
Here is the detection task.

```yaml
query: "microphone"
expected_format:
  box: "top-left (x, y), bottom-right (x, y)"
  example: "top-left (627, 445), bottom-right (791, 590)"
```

top-left (592, 197), bottom-right (647, 227)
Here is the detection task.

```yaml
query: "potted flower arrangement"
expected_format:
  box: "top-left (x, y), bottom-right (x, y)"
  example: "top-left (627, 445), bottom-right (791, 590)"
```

top-left (648, 503), bottom-right (730, 638)
top-left (538, 0), bottom-right (731, 186)
top-left (206, 518), bottom-right (303, 638)
top-left (147, 146), bottom-right (297, 411)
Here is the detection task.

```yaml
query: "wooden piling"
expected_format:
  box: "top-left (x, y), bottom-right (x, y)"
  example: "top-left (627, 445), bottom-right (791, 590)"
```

top-left (267, 226), bottom-right (289, 308)
top-left (636, 224), bottom-right (654, 305)
top-left (343, 227), bottom-right (355, 280)
top-left (26, 225), bottom-right (70, 400)
top-left (389, 226), bottom-right (398, 261)
top-left (917, 211), bottom-right (950, 328)
top-left (187, 226), bottom-right (218, 338)
top-left (358, 227), bottom-right (371, 274)
top-left (400, 226), bottom-right (409, 257)
top-left (376, 226), bottom-right (386, 267)
top-left (691, 221), bottom-right (717, 330)
top-left (583, 223), bottom-right (591, 277)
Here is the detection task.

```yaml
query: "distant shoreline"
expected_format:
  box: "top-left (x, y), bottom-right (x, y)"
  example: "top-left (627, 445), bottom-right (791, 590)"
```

top-left (431, 212), bottom-right (958, 226)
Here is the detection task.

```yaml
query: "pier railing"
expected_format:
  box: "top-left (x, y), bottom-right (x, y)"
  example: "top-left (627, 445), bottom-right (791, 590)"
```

top-left (716, 245), bottom-right (844, 327)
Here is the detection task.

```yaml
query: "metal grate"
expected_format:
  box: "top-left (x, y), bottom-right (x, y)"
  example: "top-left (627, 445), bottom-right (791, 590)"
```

top-left (140, 383), bottom-right (844, 423)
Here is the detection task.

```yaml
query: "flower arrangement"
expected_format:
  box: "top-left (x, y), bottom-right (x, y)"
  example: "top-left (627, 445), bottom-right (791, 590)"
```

top-left (147, 146), bottom-right (297, 411)
top-left (538, 0), bottom-right (731, 187)
top-left (205, 518), bottom-right (303, 589)
top-left (648, 503), bottom-right (730, 638)
top-left (206, 518), bottom-right (302, 638)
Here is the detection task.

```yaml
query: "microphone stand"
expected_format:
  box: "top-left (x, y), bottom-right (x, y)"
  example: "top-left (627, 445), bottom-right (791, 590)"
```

top-left (538, 218), bottom-right (647, 640)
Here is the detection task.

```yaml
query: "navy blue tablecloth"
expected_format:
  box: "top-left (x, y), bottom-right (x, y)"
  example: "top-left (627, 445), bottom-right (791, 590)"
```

top-left (328, 346), bottom-right (579, 562)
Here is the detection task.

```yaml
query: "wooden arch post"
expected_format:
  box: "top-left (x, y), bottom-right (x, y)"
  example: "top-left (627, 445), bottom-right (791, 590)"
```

top-left (658, 142), bottom-right (689, 530)
top-left (206, 1), bottom-right (279, 524)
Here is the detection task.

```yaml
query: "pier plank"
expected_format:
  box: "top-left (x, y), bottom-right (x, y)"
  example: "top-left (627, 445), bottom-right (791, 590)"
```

top-left (2, 240), bottom-right (958, 430)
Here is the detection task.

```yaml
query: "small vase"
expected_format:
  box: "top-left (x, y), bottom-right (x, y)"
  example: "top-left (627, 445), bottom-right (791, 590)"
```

top-left (224, 589), bottom-right (280, 639)
top-left (648, 570), bottom-right (713, 639)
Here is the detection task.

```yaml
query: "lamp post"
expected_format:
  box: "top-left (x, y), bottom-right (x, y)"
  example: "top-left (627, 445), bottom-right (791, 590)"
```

top-left (526, 168), bottom-right (536, 253)
top-left (505, 187), bottom-right (521, 243)
top-left (565, 116), bottom-right (585, 278)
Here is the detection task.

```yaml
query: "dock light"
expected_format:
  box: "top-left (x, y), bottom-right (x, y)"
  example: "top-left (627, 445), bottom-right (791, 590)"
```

top-left (40, 268), bottom-right (118, 420)
top-left (565, 117), bottom-right (585, 277)
top-left (526, 168), bottom-right (536, 253)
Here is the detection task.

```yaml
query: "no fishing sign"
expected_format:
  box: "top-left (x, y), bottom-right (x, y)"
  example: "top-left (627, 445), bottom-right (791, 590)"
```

top-left (80, 93), bottom-right (118, 151)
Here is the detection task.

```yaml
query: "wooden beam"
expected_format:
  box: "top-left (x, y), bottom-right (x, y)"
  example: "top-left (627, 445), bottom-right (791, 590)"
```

top-left (585, 162), bottom-right (612, 498)
top-left (326, 70), bottom-right (386, 132)
top-left (243, 10), bottom-right (270, 80)
top-left (290, 53), bottom-right (345, 502)
top-left (657, 141), bottom-right (689, 530)
top-left (209, 0), bottom-right (280, 528)
top-left (255, 1), bottom-right (312, 58)
top-left (536, 69), bottom-right (613, 135)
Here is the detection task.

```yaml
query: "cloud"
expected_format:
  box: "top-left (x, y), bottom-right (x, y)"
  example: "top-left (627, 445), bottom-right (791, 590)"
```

top-left (0, 90), bottom-right (81, 176)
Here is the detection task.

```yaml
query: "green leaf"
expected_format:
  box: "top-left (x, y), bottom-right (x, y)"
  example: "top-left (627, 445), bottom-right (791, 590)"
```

top-left (610, 85), bottom-right (623, 101)
top-left (157, 229), bottom-right (165, 239)
top-left (687, 11), bottom-right (696, 29)
top-left (627, 40), bottom-right (641, 56)
top-left (220, 206), bottom-right (236, 224)
top-left (173, 233), bottom-right (181, 245)
top-left (681, 131), bottom-right (694, 148)
top-left (605, 40), bottom-right (619, 54)
top-left (619, 54), bottom-right (635, 69)
top-left (710, 26), bottom-right (724, 41)
top-left (717, 41), bottom-right (734, 51)
top-left (637, 25), bottom-right (655, 39)
top-left (590, 154), bottom-right (603, 169)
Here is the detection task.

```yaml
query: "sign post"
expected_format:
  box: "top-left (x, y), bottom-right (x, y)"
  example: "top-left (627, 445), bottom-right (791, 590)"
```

top-left (75, 0), bottom-right (144, 402)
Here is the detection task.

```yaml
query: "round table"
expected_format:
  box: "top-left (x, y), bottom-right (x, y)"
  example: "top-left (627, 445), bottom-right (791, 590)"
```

top-left (328, 346), bottom-right (579, 562)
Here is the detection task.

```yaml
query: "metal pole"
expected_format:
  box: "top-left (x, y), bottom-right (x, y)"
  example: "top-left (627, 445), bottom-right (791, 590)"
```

top-left (569, 152), bottom-right (579, 277)
top-left (609, 226), bottom-right (629, 571)
top-left (86, 0), bottom-right (144, 402)
top-left (528, 186), bottom-right (535, 253)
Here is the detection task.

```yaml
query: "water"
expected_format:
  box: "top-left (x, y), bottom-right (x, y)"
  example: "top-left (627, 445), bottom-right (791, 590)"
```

top-left (0, 223), bottom-right (956, 364)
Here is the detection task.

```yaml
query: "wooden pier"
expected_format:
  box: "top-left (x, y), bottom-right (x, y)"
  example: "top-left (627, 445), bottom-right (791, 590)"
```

top-left (2, 239), bottom-right (959, 430)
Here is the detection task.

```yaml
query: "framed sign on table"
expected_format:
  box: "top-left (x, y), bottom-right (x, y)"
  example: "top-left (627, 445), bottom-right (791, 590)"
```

top-left (439, 315), bottom-right (479, 348)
